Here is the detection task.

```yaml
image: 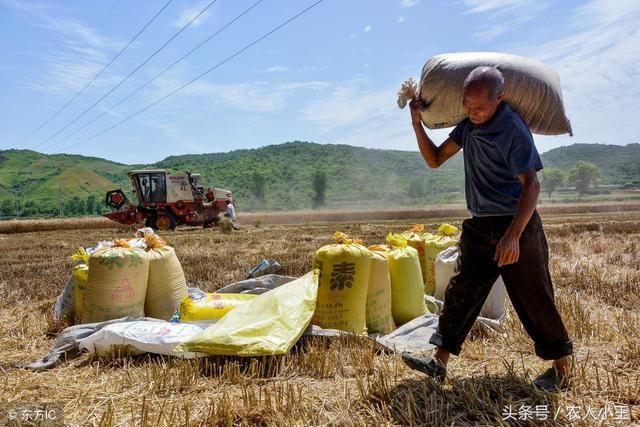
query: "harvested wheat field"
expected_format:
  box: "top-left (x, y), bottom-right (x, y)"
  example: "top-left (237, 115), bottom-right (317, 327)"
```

top-left (0, 211), bottom-right (638, 426)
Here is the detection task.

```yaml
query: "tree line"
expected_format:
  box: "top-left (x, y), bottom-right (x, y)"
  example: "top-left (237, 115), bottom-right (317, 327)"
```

top-left (541, 161), bottom-right (602, 200)
top-left (0, 194), bottom-right (108, 219)
top-left (0, 161), bottom-right (611, 219)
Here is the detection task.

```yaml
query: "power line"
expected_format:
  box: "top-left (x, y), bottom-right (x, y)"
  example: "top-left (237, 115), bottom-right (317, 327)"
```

top-left (60, 0), bottom-right (325, 153)
top-left (32, 0), bottom-right (219, 152)
top-left (4, 0), bottom-right (174, 150)
top-left (46, 0), bottom-right (266, 150)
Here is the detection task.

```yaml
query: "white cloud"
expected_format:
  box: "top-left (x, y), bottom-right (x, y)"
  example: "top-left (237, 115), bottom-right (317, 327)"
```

top-left (400, 0), bottom-right (417, 8)
top-left (363, 25), bottom-right (372, 32)
top-left (462, 0), bottom-right (534, 14)
top-left (151, 74), bottom-right (330, 114)
top-left (461, 0), bottom-right (548, 41)
top-left (349, 33), bottom-right (358, 39)
top-left (303, 83), bottom-right (396, 129)
top-left (266, 66), bottom-right (290, 73)
top-left (397, 16), bottom-right (406, 24)
top-left (3, 0), bottom-right (125, 94)
top-left (173, 1), bottom-right (214, 28)
top-left (300, 80), bottom-right (450, 151)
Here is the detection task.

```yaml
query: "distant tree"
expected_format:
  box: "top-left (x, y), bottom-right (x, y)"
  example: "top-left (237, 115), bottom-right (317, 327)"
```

top-left (312, 170), bottom-right (327, 208)
top-left (408, 179), bottom-right (425, 199)
top-left (0, 199), bottom-right (14, 218)
top-left (541, 168), bottom-right (565, 199)
top-left (569, 161), bottom-right (601, 200)
top-left (22, 200), bottom-right (37, 217)
top-left (250, 172), bottom-right (266, 208)
top-left (86, 194), bottom-right (97, 216)
top-left (65, 196), bottom-right (85, 216)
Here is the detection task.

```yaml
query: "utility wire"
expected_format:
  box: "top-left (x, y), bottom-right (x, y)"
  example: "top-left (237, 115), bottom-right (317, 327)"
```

top-left (4, 0), bottom-right (174, 149)
top-left (47, 0), bottom-right (264, 151)
top-left (31, 0), bottom-right (219, 151)
top-left (60, 0), bottom-right (324, 153)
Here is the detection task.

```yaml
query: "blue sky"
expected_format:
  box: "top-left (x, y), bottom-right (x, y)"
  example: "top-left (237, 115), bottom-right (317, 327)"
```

top-left (1, 0), bottom-right (638, 164)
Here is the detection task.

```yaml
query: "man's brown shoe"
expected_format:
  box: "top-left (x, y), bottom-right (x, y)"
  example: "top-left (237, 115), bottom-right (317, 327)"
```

top-left (533, 367), bottom-right (570, 392)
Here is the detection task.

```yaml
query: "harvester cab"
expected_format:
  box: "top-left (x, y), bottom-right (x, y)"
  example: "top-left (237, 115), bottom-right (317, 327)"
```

top-left (104, 170), bottom-right (234, 231)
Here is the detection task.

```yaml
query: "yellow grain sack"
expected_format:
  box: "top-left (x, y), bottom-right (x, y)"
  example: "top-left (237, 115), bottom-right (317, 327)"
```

top-left (142, 232), bottom-right (188, 320)
top-left (424, 224), bottom-right (459, 295)
top-left (368, 244), bottom-right (390, 252)
top-left (179, 293), bottom-right (256, 322)
top-left (70, 247), bottom-right (90, 321)
top-left (386, 234), bottom-right (428, 326)
top-left (82, 243), bottom-right (149, 323)
top-left (72, 265), bottom-right (89, 320)
top-left (174, 271), bottom-right (318, 356)
top-left (402, 224), bottom-right (429, 288)
top-left (366, 250), bottom-right (396, 334)
top-left (312, 232), bottom-right (371, 334)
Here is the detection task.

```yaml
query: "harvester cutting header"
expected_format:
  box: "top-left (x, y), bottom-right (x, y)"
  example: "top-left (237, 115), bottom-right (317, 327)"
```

top-left (104, 170), bottom-right (234, 230)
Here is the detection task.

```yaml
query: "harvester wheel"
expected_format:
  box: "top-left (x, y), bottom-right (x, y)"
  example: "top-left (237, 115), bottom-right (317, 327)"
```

top-left (149, 211), bottom-right (176, 231)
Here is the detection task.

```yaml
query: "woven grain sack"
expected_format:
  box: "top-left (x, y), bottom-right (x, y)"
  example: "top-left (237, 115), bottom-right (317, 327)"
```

top-left (312, 232), bottom-right (371, 334)
top-left (174, 271), bottom-right (318, 357)
top-left (424, 224), bottom-right (459, 295)
top-left (401, 224), bottom-right (429, 288)
top-left (82, 242), bottom-right (149, 323)
top-left (69, 247), bottom-right (90, 321)
top-left (72, 265), bottom-right (89, 321)
top-left (366, 250), bottom-right (396, 334)
top-left (386, 234), bottom-right (428, 325)
top-left (179, 292), bottom-right (256, 322)
top-left (53, 261), bottom-right (88, 323)
top-left (417, 52), bottom-right (572, 135)
top-left (142, 232), bottom-right (188, 320)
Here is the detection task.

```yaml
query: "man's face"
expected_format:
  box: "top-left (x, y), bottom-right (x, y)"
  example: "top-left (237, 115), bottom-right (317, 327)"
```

top-left (462, 86), bottom-right (503, 126)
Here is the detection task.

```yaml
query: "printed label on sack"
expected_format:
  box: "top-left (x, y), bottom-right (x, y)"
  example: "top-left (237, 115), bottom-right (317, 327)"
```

top-left (330, 262), bottom-right (356, 290)
top-left (210, 294), bottom-right (225, 310)
top-left (111, 279), bottom-right (135, 301)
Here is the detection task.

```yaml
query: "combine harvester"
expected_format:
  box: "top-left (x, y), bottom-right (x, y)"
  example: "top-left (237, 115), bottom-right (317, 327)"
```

top-left (104, 170), bottom-right (234, 230)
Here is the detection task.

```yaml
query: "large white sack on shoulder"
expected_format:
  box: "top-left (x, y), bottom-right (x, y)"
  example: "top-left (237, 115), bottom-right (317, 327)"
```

top-left (434, 246), bottom-right (505, 320)
top-left (419, 52), bottom-right (572, 136)
top-left (79, 320), bottom-right (204, 358)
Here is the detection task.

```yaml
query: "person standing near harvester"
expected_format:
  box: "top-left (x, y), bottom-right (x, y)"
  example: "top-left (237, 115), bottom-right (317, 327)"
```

top-left (225, 199), bottom-right (240, 230)
top-left (402, 66), bottom-right (573, 392)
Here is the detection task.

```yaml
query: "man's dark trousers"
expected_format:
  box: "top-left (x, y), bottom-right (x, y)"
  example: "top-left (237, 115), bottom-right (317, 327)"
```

top-left (429, 211), bottom-right (573, 360)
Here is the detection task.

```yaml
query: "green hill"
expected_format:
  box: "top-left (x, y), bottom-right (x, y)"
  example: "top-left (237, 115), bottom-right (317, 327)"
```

top-left (0, 142), bottom-right (638, 218)
top-left (154, 142), bottom-right (465, 210)
top-left (0, 150), bottom-right (130, 217)
top-left (540, 143), bottom-right (640, 185)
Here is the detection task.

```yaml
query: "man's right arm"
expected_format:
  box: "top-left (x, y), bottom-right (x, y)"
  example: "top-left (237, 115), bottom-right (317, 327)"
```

top-left (410, 98), bottom-right (461, 168)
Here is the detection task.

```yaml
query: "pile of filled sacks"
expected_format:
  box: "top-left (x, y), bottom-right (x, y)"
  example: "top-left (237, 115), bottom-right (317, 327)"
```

top-left (54, 222), bottom-right (504, 336)
top-left (55, 228), bottom-right (188, 324)
top-left (54, 228), bottom-right (283, 325)
top-left (310, 224), bottom-right (505, 335)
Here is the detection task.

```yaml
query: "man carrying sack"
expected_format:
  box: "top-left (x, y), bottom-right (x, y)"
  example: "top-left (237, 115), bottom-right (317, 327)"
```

top-left (402, 66), bottom-right (573, 392)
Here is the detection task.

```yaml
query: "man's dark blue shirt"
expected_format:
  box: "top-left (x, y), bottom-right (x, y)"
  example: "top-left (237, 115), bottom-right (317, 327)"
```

top-left (449, 103), bottom-right (543, 217)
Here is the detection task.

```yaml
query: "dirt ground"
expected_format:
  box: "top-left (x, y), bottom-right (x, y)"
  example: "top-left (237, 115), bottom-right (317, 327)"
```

top-left (0, 211), bottom-right (638, 426)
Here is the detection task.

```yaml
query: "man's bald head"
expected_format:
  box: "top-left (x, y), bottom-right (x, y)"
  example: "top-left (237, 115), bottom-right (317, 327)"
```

top-left (463, 66), bottom-right (504, 99)
top-left (462, 66), bottom-right (505, 126)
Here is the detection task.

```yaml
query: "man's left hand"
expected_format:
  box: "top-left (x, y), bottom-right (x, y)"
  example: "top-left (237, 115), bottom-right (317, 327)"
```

top-left (495, 230), bottom-right (520, 267)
